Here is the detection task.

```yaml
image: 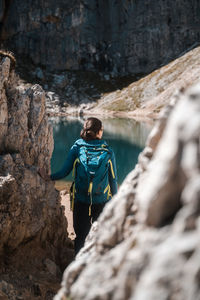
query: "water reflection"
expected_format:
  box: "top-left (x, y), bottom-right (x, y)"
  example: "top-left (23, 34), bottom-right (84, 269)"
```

top-left (49, 117), bottom-right (152, 184)
top-left (102, 118), bottom-right (151, 148)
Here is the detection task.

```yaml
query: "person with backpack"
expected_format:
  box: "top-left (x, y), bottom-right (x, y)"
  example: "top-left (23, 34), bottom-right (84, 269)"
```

top-left (39, 117), bottom-right (117, 255)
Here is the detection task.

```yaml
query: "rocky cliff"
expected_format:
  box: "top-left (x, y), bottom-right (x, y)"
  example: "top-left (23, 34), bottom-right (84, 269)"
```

top-left (1, 0), bottom-right (200, 76)
top-left (0, 53), bottom-right (73, 299)
top-left (55, 84), bottom-right (200, 300)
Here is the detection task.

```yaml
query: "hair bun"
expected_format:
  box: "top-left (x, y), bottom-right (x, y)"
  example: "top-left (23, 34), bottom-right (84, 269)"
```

top-left (80, 117), bottom-right (102, 141)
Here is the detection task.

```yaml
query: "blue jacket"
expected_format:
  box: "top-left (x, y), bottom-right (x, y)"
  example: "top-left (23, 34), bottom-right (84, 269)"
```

top-left (50, 138), bottom-right (118, 203)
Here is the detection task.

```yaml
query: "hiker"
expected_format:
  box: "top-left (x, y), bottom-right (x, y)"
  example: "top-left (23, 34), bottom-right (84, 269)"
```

top-left (39, 117), bottom-right (117, 255)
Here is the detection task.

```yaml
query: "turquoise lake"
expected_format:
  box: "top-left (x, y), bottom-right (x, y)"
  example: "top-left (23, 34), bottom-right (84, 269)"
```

top-left (49, 117), bottom-right (152, 185)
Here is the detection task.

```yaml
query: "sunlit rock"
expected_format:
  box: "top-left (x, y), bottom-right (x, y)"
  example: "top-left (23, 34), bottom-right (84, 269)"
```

top-left (0, 54), bottom-right (73, 298)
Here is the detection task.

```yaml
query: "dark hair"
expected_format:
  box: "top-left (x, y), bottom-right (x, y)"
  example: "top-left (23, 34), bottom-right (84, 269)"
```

top-left (80, 117), bottom-right (102, 141)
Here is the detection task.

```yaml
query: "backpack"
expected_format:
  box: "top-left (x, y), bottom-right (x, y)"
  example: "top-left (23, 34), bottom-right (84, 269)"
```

top-left (70, 143), bottom-right (115, 215)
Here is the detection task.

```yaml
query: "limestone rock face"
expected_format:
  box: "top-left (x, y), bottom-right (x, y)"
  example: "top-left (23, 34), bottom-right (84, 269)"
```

top-left (0, 56), bottom-right (73, 299)
top-left (56, 84), bottom-right (200, 300)
top-left (1, 0), bottom-right (200, 75)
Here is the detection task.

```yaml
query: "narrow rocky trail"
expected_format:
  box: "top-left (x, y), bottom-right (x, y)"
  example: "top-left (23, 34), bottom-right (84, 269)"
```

top-left (60, 191), bottom-right (75, 241)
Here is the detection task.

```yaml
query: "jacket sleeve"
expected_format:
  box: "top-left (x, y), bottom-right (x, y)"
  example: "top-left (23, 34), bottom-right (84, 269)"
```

top-left (108, 149), bottom-right (118, 196)
top-left (50, 143), bottom-right (78, 181)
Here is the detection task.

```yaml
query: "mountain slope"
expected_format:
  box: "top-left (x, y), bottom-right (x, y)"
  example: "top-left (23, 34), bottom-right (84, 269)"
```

top-left (91, 45), bottom-right (200, 118)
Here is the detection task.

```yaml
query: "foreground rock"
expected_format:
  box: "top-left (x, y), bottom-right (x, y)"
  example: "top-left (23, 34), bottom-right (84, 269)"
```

top-left (56, 84), bottom-right (200, 300)
top-left (0, 54), bottom-right (73, 299)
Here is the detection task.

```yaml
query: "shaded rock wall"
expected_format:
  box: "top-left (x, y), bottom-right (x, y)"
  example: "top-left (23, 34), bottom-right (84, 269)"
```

top-left (0, 55), bottom-right (73, 299)
top-left (55, 84), bottom-right (200, 300)
top-left (1, 0), bottom-right (200, 75)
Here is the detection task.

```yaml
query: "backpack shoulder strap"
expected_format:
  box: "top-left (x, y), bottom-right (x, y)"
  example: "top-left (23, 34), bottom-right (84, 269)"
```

top-left (72, 157), bottom-right (80, 178)
top-left (108, 159), bottom-right (115, 179)
top-left (70, 156), bottom-right (80, 212)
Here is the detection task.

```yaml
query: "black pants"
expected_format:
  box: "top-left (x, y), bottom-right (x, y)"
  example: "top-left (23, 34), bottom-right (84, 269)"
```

top-left (73, 201), bottom-right (106, 255)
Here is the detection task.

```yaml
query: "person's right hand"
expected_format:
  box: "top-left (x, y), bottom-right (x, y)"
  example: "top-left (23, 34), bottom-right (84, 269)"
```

top-left (38, 167), bottom-right (51, 181)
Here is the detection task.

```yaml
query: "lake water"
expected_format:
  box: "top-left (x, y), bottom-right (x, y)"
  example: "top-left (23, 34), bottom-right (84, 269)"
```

top-left (49, 117), bottom-right (152, 185)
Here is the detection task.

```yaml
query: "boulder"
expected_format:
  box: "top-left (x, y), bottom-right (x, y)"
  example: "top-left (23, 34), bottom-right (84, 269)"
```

top-left (0, 54), bottom-right (73, 298)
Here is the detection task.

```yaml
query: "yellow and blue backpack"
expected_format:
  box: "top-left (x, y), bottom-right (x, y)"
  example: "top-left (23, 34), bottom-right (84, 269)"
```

top-left (70, 142), bottom-right (115, 215)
